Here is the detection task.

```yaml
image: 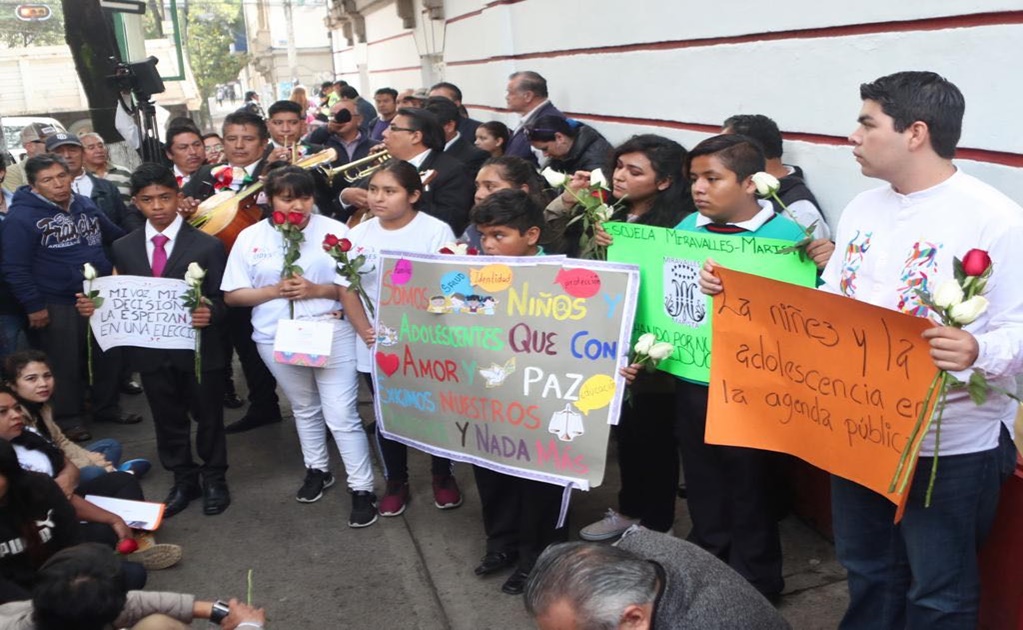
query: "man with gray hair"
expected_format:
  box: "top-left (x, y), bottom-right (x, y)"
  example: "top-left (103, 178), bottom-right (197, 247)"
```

top-left (504, 70), bottom-right (564, 165)
top-left (524, 528), bottom-right (789, 629)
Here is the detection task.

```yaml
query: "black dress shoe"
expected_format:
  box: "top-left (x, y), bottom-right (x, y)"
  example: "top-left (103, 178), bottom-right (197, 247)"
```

top-left (223, 392), bottom-right (244, 409)
top-left (501, 569), bottom-right (531, 595)
top-left (62, 425), bottom-right (92, 443)
top-left (224, 414), bottom-right (282, 434)
top-left (202, 481), bottom-right (231, 515)
top-left (120, 379), bottom-right (143, 395)
top-left (95, 413), bottom-right (143, 425)
top-left (163, 483), bottom-right (202, 518)
top-left (474, 551), bottom-right (518, 576)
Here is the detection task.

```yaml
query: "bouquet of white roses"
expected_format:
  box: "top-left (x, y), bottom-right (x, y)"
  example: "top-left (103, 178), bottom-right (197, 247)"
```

top-left (181, 263), bottom-right (210, 383)
top-left (542, 167), bottom-right (623, 260)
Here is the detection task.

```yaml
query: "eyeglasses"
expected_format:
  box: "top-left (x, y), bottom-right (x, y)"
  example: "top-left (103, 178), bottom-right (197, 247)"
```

top-left (388, 125), bottom-right (417, 133)
top-left (205, 145), bottom-right (224, 153)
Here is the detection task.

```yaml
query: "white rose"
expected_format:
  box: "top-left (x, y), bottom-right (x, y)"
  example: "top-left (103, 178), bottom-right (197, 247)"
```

top-left (932, 279), bottom-right (964, 310)
top-left (633, 333), bottom-right (656, 355)
top-left (185, 262), bottom-right (206, 287)
top-left (648, 342), bottom-right (675, 361)
top-left (594, 205), bottom-right (612, 222)
top-left (82, 263), bottom-right (97, 281)
top-left (541, 167), bottom-right (567, 188)
top-left (590, 168), bottom-right (608, 189)
top-left (950, 296), bottom-right (989, 325)
top-left (751, 172), bottom-right (780, 197)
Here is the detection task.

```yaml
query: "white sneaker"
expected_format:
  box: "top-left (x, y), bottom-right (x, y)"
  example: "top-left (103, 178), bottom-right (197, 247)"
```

top-left (579, 509), bottom-right (640, 541)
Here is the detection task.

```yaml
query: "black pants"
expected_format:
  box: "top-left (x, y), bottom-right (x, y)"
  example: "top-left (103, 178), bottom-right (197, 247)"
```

top-left (674, 379), bottom-right (784, 597)
top-left (227, 306), bottom-right (280, 418)
top-left (360, 372), bottom-right (452, 482)
top-left (141, 363), bottom-right (228, 486)
top-left (616, 390), bottom-right (679, 531)
top-left (472, 466), bottom-right (567, 572)
top-left (29, 303), bottom-right (123, 429)
top-left (72, 472), bottom-right (147, 589)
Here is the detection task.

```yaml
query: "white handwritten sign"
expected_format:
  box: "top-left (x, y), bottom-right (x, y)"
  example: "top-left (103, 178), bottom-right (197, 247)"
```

top-left (87, 276), bottom-right (194, 351)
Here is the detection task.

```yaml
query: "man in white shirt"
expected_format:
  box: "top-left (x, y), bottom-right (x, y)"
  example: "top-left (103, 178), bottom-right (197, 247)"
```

top-left (821, 71), bottom-right (1023, 629)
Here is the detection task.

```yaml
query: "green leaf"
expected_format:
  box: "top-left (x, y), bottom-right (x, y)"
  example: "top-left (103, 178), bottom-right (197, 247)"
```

top-left (953, 257), bottom-right (966, 284)
top-left (967, 370), bottom-right (989, 406)
top-left (91, 297), bottom-right (104, 309)
top-left (87, 290), bottom-right (100, 299)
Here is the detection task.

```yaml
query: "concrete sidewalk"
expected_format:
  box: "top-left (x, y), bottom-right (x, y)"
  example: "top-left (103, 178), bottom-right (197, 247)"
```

top-left (101, 374), bottom-right (848, 629)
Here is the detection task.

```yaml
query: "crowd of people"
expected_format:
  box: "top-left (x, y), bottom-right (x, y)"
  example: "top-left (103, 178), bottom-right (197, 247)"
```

top-left (0, 67), bottom-right (1018, 629)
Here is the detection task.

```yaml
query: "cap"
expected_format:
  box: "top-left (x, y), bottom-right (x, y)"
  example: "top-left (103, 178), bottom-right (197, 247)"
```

top-left (44, 133), bottom-right (83, 152)
top-left (20, 123), bottom-right (60, 144)
top-left (411, 88), bottom-right (430, 100)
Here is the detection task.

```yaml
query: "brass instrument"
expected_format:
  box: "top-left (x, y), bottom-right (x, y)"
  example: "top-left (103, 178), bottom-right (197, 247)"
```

top-left (320, 150), bottom-right (392, 184)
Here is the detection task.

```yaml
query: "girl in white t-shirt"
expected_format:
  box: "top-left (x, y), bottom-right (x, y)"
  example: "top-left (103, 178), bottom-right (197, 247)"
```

top-left (338, 161), bottom-right (459, 518)
top-left (221, 166), bottom-right (376, 528)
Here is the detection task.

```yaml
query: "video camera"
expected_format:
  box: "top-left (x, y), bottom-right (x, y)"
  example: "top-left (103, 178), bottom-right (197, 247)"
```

top-left (107, 56), bottom-right (165, 97)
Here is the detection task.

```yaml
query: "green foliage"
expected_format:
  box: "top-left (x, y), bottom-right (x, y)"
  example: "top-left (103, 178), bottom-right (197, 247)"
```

top-left (185, 0), bottom-right (248, 101)
top-left (0, 5), bottom-right (66, 48)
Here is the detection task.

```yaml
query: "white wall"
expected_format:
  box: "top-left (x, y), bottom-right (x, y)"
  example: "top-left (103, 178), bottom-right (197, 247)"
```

top-left (328, 0), bottom-right (1023, 224)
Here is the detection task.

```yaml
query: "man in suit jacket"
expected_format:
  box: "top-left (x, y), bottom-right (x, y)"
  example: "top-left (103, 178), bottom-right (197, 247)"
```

top-left (340, 107), bottom-right (475, 235)
top-left (429, 82), bottom-right (482, 140)
top-left (180, 110), bottom-right (283, 435)
top-left (79, 163), bottom-right (231, 517)
top-left (425, 96), bottom-right (489, 180)
top-left (504, 71), bottom-right (565, 165)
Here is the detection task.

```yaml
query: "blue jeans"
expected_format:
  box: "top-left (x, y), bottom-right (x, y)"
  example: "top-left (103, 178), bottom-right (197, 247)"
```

top-left (79, 439), bottom-right (124, 484)
top-left (832, 426), bottom-right (1017, 630)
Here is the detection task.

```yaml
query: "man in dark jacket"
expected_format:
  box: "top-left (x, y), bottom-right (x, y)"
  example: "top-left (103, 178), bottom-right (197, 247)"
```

top-left (425, 96), bottom-right (489, 180)
top-left (340, 107), bottom-right (474, 234)
top-left (181, 110), bottom-right (283, 435)
top-left (45, 134), bottom-right (142, 232)
top-left (0, 155), bottom-right (131, 441)
top-left (525, 528), bottom-right (790, 630)
top-left (526, 116), bottom-right (613, 175)
top-left (504, 71), bottom-right (565, 164)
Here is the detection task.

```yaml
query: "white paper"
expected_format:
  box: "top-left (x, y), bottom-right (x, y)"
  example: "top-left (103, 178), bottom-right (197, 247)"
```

top-left (84, 495), bottom-right (165, 531)
top-left (86, 275), bottom-right (194, 352)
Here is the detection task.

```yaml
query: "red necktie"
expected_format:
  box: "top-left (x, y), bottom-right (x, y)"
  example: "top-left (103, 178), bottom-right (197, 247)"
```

top-left (152, 234), bottom-right (169, 277)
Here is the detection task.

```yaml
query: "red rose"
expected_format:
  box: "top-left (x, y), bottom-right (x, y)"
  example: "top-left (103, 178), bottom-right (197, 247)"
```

top-left (339, 238), bottom-right (353, 253)
top-left (591, 189), bottom-right (609, 203)
top-left (117, 539), bottom-right (139, 555)
top-left (287, 211), bottom-right (305, 225)
top-left (323, 234), bottom-right (339, 247)
top-left (271, 211), bottom-right (286, 225)
top-left (962, 249), bottom-right (992, 277)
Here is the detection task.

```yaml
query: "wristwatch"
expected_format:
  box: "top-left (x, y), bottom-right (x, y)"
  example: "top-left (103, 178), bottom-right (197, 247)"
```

top-left (210, 600), bottom-right (230, 624)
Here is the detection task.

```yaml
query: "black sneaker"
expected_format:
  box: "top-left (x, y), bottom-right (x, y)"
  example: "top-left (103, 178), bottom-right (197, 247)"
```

top-left (296, 468), bottom-right (335, 503)
top-left (349, 491), bottom-right (378, 528)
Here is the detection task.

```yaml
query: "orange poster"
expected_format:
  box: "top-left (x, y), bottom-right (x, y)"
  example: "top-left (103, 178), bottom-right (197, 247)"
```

top-left (706, 269), bottom-right (938, 505)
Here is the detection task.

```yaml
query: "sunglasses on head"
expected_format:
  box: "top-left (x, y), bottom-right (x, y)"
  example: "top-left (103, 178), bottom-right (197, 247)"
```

top-left (524, 128), bottom-right (557, 141)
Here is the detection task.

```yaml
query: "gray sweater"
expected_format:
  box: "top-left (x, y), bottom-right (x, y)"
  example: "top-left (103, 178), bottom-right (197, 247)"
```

top-left (616, 528), bottom-right (790, 630)
top-left (0, 590), bottom-right (195, 629)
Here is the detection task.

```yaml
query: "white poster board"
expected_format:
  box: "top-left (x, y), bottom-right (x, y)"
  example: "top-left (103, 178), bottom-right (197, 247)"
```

top-left (86, 276), bottom-right (194, 351)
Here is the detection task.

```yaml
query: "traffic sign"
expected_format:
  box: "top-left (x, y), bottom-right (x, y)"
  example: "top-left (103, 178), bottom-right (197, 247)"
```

top-left (15, 4), bottom-right (52, 21)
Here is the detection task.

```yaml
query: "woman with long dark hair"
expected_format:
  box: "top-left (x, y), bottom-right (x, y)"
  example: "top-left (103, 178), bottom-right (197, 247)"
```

top-left (573, 135), bottom-right (697, 540)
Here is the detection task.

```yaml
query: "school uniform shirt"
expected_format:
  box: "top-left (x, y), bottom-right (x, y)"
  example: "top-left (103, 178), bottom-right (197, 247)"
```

top-left (675, 199), bottom-right (806, 241)
top-left (337, 212), bottom-right (455, 372)
top-left (221, 214), bottom-right (350, 344)
top-left (821, 169), bottom-right (1023, 456)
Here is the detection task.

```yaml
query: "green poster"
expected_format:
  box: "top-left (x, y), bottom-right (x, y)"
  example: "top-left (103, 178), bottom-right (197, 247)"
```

top-left (606, 222), bottom-right (817, 383)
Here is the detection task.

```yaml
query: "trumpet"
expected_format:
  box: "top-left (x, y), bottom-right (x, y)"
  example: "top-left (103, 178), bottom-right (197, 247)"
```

top-left (320, 150), bottom-right (392, 184)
